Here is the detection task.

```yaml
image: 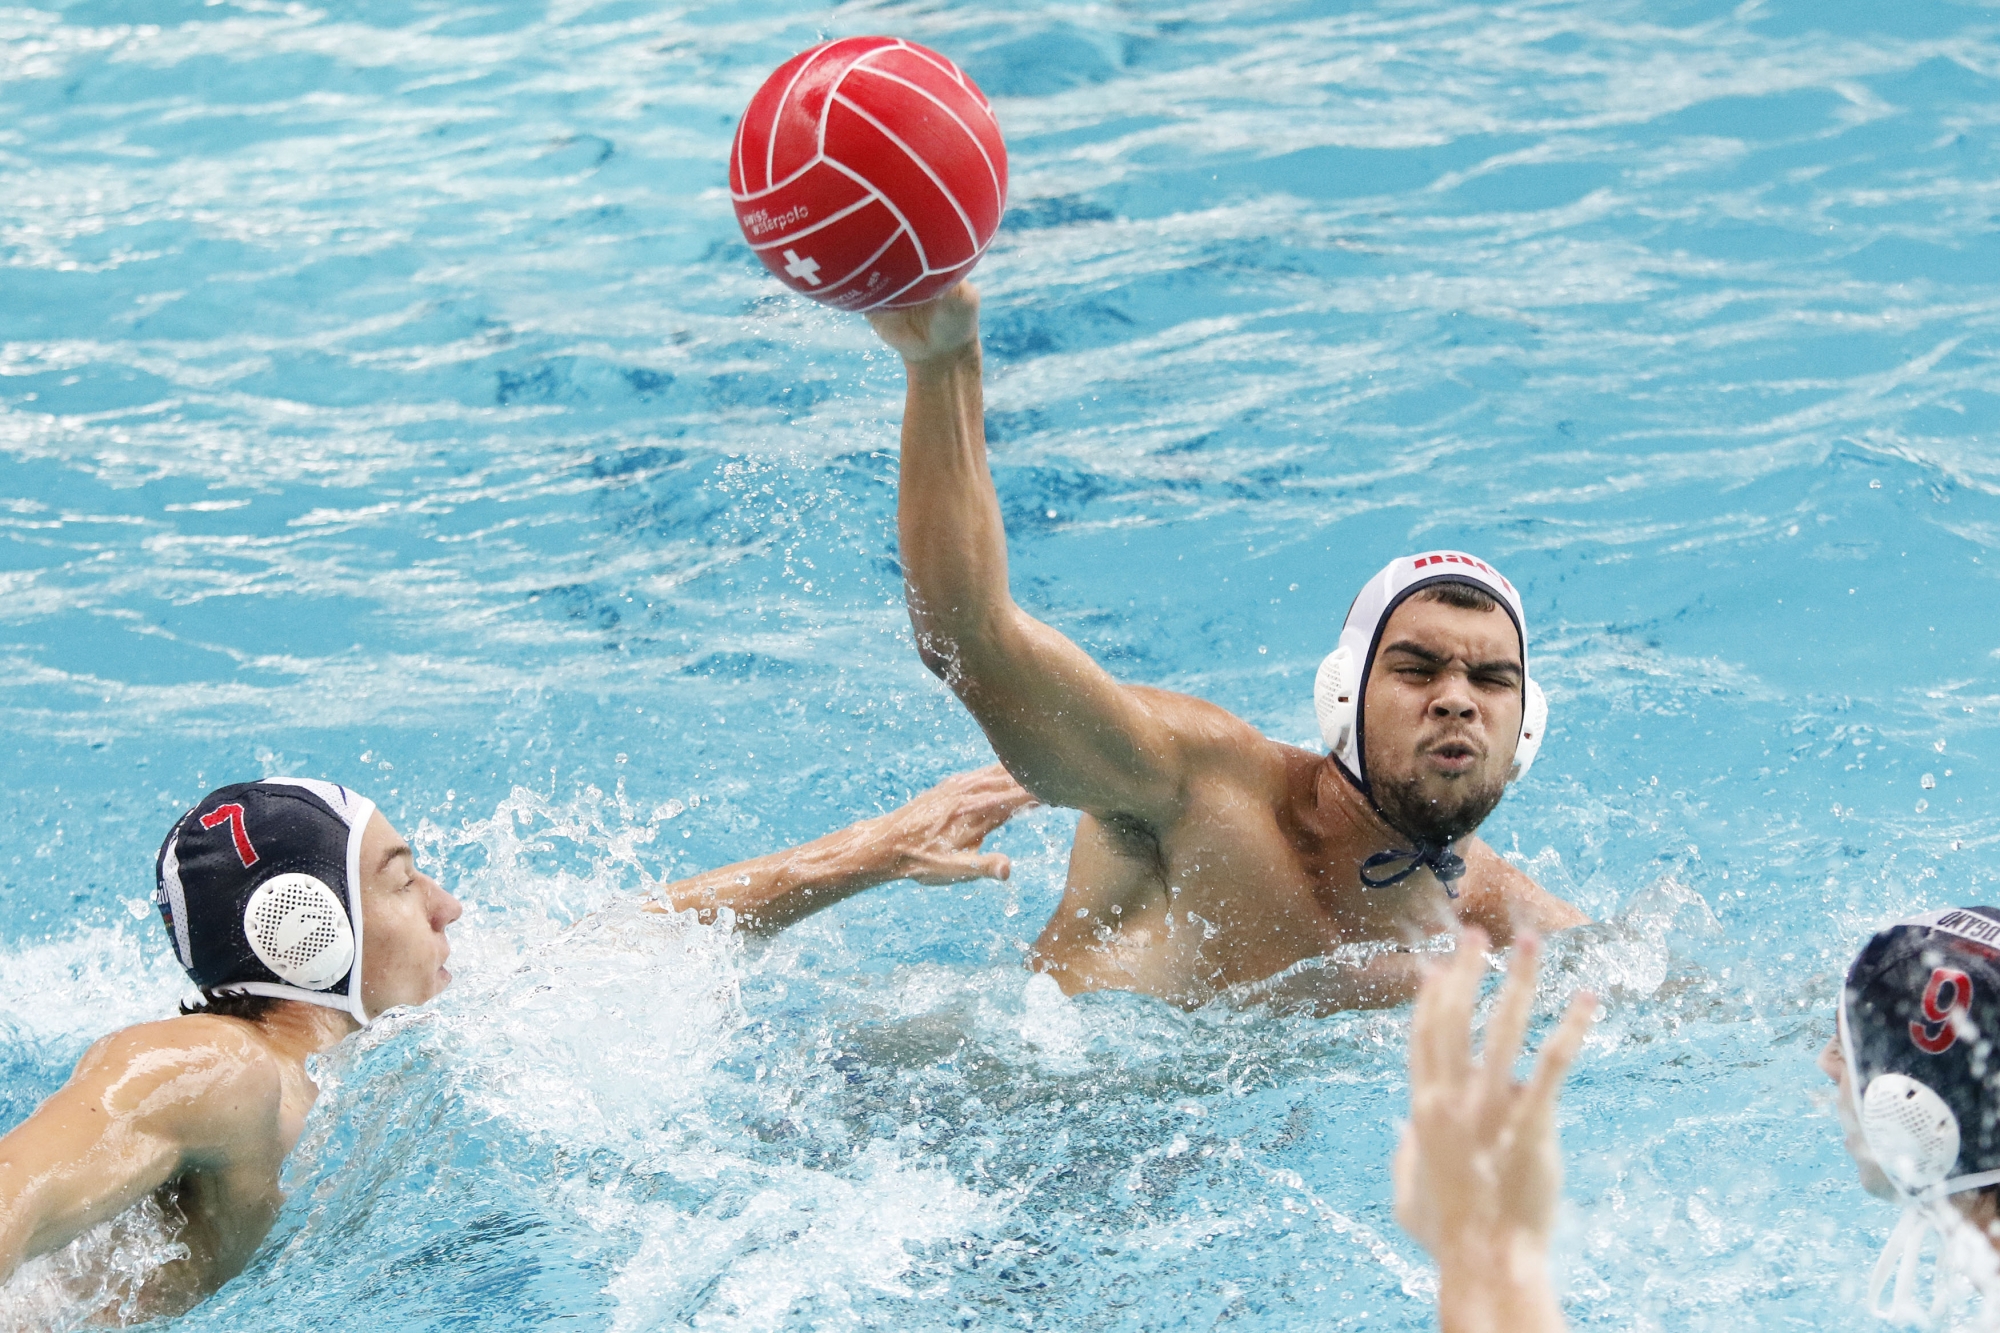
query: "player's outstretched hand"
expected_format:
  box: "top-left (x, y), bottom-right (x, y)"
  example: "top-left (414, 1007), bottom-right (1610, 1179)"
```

top-left (871, 763), bottom-right (1036, 885)
top-left (1393, 929), bottom-right (1595, 1333)
top-left (867, 280), bottom-right (980, 366)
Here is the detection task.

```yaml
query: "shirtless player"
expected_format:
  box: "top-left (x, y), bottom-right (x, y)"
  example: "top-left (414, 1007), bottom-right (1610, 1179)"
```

top-left (0, 767), bottom-right (1028, 1320)
top-left (868, 283), bottom-right (1584, 1009)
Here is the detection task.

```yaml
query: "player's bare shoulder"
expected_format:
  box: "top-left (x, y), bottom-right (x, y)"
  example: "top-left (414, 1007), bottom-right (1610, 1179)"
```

top-left (1125, 685), bottom-right (1291, 770)
top-left (74, 1014), bottom-right (288, 1150)
top-left (1451, 837), bottom-right (1589, 941)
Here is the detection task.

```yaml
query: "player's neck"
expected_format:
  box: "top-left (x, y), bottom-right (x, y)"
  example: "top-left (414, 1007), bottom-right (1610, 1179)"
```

top-left (1951, 1189), bottom-right (2000, 1252)
top-left (1310, 755), bottom-right (1400, 850)
top-left (1308, 757), bottom-right (1457, 907)
top-left (249, 999), bottom-right (361, 1065)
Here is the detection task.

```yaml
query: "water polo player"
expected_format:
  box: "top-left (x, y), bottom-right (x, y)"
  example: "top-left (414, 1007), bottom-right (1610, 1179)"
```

top-left (864, 283), bottom-right (1584, 1009)
top-left (1822, 906), bottom-right (2000, 1323)
top-left (1399, 907), bottom-right (2000, 1331)
top-left (0, 767), bottom-right (1028, 1319)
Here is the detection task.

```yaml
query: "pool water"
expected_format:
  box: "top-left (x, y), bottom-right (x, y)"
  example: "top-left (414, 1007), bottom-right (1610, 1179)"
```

top-left (4, 0), bottom-right (2000, 1327)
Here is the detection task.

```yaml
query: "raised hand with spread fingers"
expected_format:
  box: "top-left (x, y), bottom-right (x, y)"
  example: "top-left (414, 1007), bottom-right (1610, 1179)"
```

top-left (1394, 929), bottom-right (1596, 1333)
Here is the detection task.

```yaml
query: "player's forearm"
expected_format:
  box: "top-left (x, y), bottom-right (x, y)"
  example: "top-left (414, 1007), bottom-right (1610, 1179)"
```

top-left (896, 341), bottom-right (1016, 665)
top-left (0, 1192), bottom-right (23, 1285)
top-left (0, 1164), bottom-right (106, 1279)
top-left (0, 1157), bottom-right (62, 1278)
top-left (655, 821), bottom-right (895, 934)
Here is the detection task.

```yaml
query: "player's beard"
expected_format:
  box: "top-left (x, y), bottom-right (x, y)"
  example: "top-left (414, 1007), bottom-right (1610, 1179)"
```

top-left (1371, 768), bottom-right (1506, 849)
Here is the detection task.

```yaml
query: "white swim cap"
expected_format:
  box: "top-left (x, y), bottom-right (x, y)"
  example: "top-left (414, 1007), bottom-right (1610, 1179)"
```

top-left (1314, 550), bottom-right (1546, 791)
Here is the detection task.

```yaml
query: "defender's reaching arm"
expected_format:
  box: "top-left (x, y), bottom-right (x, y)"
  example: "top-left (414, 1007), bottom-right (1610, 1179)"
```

top-left (650, 765), bottom-right (1034, 933)
top-left (868, 284), bottom-right (1190, 825)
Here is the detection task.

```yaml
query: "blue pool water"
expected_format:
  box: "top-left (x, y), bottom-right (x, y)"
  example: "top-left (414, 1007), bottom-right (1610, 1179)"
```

top-left (4, 0), bottom-right (2000, 1326)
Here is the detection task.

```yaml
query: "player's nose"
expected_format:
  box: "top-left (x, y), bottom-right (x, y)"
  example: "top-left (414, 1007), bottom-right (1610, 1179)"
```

top-left (428, 878), bottom-right (464, 929)
top-left (1428, 680), bottom-right (1478, 720)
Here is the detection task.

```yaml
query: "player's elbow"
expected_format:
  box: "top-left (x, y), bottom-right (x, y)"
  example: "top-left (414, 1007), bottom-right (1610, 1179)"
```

top-left (909, 603), bottom-right (1001, 681)
top-left (914, 631), bottom-right (959, 681)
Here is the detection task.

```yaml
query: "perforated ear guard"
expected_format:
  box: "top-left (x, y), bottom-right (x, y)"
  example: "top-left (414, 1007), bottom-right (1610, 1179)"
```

top-left (1313, 645), bottom-right (1360, 764)
top-left (1314, 645), bottom-right (1547, 782)
top-left (243, 873), bottom-right (356, 991)
top-left (1862, 1073), bottom-right (1963, 1197)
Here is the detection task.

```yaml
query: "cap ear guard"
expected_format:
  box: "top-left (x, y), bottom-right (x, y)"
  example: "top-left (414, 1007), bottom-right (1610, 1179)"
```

top-left (243, 873), bottom-right (355, 992)
top-left (1314, 645), bottom-right (1360, 767)
top-left (1863, 1073), bottom-right (1963, 1197)
top-left (1314, 646), bottom-right (1548, 783)
top-left (1510, 678), bottom-right (1548, 781)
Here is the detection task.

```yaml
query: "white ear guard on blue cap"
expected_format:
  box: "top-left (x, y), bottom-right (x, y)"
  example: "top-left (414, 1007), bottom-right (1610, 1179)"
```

top-left (159, 777), bottom-right (377, 1026)
top-left (1313, 551), bottom-right (1546, 785)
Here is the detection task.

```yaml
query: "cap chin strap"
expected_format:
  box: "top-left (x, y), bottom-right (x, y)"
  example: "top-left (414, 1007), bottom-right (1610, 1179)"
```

top-left (209, 981), bottom-right (369, 1021)
top-left (1359, 843), bottom-right (1469, 897)
top-left (1867, 1195), bottom-right (2000, 1326)
top-left (1839, 1002), bottom-right (2000, 1325)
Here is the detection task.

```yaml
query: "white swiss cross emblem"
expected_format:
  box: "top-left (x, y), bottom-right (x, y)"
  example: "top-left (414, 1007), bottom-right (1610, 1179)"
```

top-left (782, 249), bottom-right (822, 286)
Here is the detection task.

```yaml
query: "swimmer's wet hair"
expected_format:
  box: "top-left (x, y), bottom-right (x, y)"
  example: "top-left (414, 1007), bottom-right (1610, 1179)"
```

top-left (1414, 578), bottom-right (1501, 614)
top-left (180, 991), bottom-right (286, 1022)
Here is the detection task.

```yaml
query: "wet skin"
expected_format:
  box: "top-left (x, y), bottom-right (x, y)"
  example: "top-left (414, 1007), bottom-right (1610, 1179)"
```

top-left (0, 813), bottom-right (460, 1320)
top-left (870, 281), bottom-right (1584, 1010)
top-left (1818, 1031), bottom-right (1895, 1199)
top-left (0, 772), bottom-right (1034, 1320)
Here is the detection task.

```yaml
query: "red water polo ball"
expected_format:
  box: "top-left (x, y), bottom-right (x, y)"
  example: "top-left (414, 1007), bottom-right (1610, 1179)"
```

top-left (730, 37), bottom-right (1008, 312)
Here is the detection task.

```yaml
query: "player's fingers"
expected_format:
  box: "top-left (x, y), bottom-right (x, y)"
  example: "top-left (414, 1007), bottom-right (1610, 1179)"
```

top-left (1419, 929), bottom-right (1489, 1095)
top-left (909, 851), bottom-right (1011, 886)
top-left (967, 786), bottom-right (1038, 832)
top-left (1519, 990), bottom-right (1597, 1137)
top-left (1407, 956), bottom-right (1453, 1090)
top-left (1410, 949), bottom-right (1468, 1088)
top-left (1390, 1128), bottom-right (1421, 1227)
top-left (1478, 933), bottom-right (1542, 1107)
top-left (931, 765), bottom-right (1035, 824)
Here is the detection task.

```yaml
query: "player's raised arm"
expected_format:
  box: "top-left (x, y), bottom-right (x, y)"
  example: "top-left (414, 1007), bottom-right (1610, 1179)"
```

top-left (0, 1021), bottom-right (281, 1285)
top-left (868, 284), bottom-right (1187, 824)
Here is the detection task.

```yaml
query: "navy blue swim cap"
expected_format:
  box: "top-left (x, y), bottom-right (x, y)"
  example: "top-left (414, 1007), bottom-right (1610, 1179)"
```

top-left (155, 779), bottom-right (377, 1024)
top-left (1842, 906), bottom-right (2000, 1198)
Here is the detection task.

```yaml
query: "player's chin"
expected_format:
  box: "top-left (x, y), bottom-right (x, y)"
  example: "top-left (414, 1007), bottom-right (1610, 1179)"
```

top-left (1409, 766), bottom-right (1489, 801)
top-left (1855, 1155), bottom-right (1897, 1199)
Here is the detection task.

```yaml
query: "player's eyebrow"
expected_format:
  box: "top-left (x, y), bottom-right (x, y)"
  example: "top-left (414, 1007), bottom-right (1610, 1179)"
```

top-left (376, 841), bottom-right (413, 874)
top-left (1469, 657), bottom-right (1523, 677)
top-left (1380, 641), bottom-right (1521, 677)
top-left (1380, 640), bottom-right (1447, 665)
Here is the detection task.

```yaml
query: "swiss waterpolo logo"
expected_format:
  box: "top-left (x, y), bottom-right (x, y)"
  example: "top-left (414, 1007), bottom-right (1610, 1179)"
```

top-left (741, 204), bottom-right (809, 238)
top-left (1911, 966), bottom-right (1973, 1054)
top-left (1410, 552), bottom-right (1515, 595)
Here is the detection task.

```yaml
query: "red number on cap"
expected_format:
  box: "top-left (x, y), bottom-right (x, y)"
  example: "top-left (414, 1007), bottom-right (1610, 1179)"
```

top-left (1910, 966), bottom-right (1972, 1054)
top-left (199, 803), bottom-right (259, 869)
